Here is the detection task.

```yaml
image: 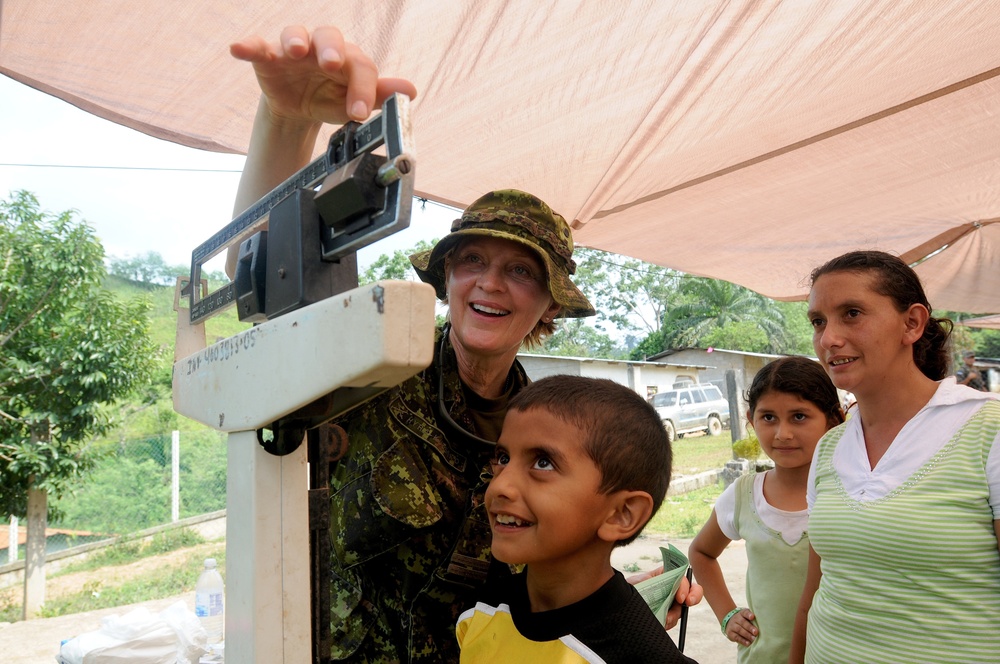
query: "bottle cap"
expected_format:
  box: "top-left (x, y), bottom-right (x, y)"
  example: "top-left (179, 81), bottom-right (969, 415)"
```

top-left (205, 558), bottom-right (217, 568)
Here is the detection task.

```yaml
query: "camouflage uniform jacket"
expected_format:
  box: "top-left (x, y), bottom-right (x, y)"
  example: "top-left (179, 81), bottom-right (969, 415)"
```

top-left (326, 326), bottom-right (525, 662)
top-left (956, 364), bottom-right (988, 391)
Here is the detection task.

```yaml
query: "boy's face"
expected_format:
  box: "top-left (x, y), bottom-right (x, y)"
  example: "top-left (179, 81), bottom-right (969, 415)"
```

top-left (486, 407), bottom-right (619, 568)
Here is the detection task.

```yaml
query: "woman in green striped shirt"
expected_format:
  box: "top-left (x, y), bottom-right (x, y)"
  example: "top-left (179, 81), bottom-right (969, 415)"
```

top-left (791, 250), bottom-right (1000, 664)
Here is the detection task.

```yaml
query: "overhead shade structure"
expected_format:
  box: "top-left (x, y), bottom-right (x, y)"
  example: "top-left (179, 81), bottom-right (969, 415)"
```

top-left (960, 314), bottom-right (1000, 330)
top-left (911, 220), bottom-right (1000, 314)
top-left (2, 1), bottom-right (999, 311)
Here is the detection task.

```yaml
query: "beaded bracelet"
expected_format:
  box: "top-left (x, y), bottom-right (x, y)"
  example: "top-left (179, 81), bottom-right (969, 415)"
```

top-left (721, 607), bottom-right (745, 634)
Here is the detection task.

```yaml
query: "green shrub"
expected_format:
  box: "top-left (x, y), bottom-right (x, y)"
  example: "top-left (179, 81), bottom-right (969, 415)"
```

top-left (55, 527), bottom-right (204, 576)
top-left (732, 434), bottom-right (762, 461)
top-left (147, 527), bottom-right (204, 555)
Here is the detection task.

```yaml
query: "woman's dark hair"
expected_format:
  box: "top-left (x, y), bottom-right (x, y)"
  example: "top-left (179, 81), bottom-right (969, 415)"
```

top-left (810, 250), bottom-right (953, 380)
top-left (746, 356), bottom-right (845, 427)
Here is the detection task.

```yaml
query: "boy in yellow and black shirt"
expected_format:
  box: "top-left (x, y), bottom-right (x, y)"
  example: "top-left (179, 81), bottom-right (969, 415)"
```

top-left (456, 375), bottom-right (697, 663)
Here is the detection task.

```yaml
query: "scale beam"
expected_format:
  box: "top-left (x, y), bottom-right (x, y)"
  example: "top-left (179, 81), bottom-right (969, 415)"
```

top-left (173, 280), bottom-right (435, 432)
top-left (169, 94), bottom-right (428, 664)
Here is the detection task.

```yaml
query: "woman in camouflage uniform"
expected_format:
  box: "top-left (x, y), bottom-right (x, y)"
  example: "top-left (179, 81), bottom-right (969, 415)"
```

top-left (320, 188), bottom-right (595, 661)
top-left (228, 25), bottom-right (700, 661)
top-left (229, 27), bottom-right (596, 661)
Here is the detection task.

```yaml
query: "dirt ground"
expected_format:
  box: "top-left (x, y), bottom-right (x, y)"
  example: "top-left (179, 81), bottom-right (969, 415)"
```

top-left (0, 542), bottom-right (220, 663)
top-left (0, 537), bottom-right (747, 663)
top-left (4, 543), bottom-right (219, 607)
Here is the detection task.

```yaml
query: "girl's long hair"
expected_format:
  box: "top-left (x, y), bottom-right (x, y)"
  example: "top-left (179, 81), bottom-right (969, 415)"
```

top-left (746, 356), bottom-right (845, 427)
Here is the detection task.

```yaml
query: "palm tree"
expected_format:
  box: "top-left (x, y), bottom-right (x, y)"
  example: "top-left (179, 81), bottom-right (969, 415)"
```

top-left (662, 278), bottom-right (791, 352)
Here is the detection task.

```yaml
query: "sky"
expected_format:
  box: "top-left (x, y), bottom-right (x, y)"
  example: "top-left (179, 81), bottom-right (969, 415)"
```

top-left (0, 75), bottom-right (457, 276)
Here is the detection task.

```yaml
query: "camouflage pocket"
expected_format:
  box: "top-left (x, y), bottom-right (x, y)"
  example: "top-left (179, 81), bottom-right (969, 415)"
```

top-left (330, 436), bottom-right (445, 566)
top-left (371, 438), bottom-right (444, 528)
top-left (328, 568), bottom-right (377, 660)
top-left (434, 487), bottom-right (493, 589)
top-left (332, 471), bottom-right (420, 566)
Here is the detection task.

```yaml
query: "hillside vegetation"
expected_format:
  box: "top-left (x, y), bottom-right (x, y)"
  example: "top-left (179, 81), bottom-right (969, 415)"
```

top-left (43, 276), bottom-right (245, 537)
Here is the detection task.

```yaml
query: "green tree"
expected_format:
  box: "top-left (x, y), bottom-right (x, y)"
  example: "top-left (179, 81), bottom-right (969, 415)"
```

top-left (630, 329), bottom-right (668, 360)
top-left (536, 318), bottom-right (625, 358)
top-left (661, 278), bottom-right (792, 353)
top-left (972, 328), bottom-right (1000, 358)
top-left (359, 239), bottom-right (436, 284)
top-left (573, 247), bottom-right (682, 338)
top-left (0, 191), bottom-right (157, 615)
top-left (54, 453), bottom-right (170, 534)
top-left (108, 251), bottom-right (174, 286)
top-left (108, 250), bottom-right (226, 288)
top-left (699, 319), bottom-right (771, 351)
top-left (776, 301), bottom-right (817, 355)
top-left (528, 247), bottom-right (684, 358)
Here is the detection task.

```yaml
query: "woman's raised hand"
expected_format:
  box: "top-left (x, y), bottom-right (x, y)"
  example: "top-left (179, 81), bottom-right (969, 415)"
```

top-left (230, 25), bottom-right (417, 128)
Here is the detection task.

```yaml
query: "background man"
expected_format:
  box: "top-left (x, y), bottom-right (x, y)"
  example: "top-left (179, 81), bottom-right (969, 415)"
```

top-left (956, 350), bottom-right (988, 391)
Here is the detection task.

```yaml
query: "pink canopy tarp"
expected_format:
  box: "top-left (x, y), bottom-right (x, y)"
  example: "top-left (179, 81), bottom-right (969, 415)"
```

top-left (961, 314), bottom-right (1000, 330)
top-left (1, 0), bottom-right (997, 312)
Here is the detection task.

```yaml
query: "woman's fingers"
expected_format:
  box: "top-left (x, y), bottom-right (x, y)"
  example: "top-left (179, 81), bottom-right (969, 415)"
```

top-left (231, 25), bottom-right (416, 124)
top-left (229, 34), bottom-right (276, 63)
top-left (376, 77), bottom-right (419, 107)
top-left (340, 42), bottom-right (380, 120)
top-left (280, 25), bottom-right (318, 60)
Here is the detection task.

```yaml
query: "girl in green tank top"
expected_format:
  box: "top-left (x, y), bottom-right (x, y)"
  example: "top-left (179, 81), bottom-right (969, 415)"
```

top-left (690, 356), bottom-right (844, 662)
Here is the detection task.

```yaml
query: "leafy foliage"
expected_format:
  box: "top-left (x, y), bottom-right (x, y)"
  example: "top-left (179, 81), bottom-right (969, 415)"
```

top-left (56, 454), bottom-right (170, 533)
top-left (945, 312), bottom-right (1000, 362)
top-left (107, 251), bottom-right (183, 287)
top-left (629, 329), bottom-right (668, 361)
top-left (732, 433), bottom-right (762, 461)
top-left (972, 328), bottom-right (1000, 358)
top-left (536, 318), bottom-right (625, 358)
top-left (53, 430), bottom-right (227, 534)
top-left (556, 248), bottom-right (818, 358)
top-left (661, 278), bottom-right (793, 353)
top-left (572, 247), bottom-right (682, 337)
top-left (0, 191), bottom-right (158, 518)
top-left (107, 250), bottom-right (227, 288)
top-left (359, 239), bottom-right (436, 284)
top-left (776, 301), bottom-right (818, 355)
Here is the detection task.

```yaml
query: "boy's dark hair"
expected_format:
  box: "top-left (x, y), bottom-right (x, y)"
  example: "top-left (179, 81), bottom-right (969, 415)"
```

top-left (810, 250), bottom-right (953, 380)
top-left (507, 375), bottom-right (670, 546)
top-left (745, 356), bottom-right (845, 427)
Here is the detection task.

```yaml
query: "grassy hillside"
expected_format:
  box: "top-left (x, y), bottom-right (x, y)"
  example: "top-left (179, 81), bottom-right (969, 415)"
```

top-left (99, 275), bottom-right (251, 442)
top-left (103, 275), bottom-right (251, 355)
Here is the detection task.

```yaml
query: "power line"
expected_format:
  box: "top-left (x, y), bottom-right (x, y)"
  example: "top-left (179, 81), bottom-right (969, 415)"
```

top-left (0, 162), bottom-right (242, 173)
top-left (579, 249), bottom-right (709, 280)
top-left (417, 197), bottom-right (460, 213)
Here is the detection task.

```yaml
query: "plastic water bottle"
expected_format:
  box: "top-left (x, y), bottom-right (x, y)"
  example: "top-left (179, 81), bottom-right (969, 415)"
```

top-left (195, 557), bottom-right (224, 644)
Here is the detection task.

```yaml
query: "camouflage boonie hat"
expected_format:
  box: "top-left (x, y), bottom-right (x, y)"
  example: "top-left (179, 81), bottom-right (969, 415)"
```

top-left (410, 190), bottom-right (596, 318)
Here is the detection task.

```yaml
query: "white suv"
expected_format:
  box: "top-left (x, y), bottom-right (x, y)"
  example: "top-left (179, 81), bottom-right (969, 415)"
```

top-left (649, 383), bottom-right (730, 443)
